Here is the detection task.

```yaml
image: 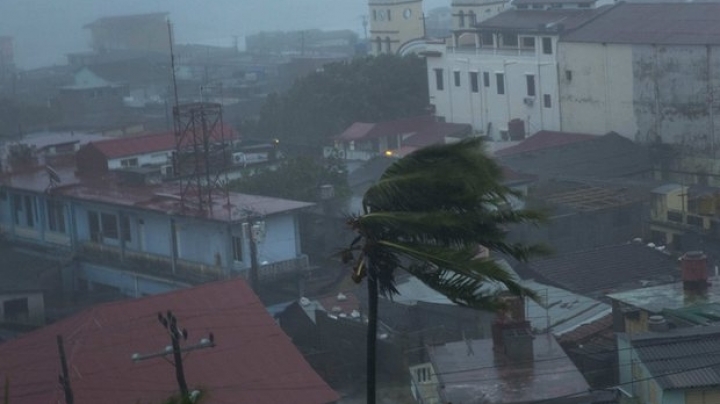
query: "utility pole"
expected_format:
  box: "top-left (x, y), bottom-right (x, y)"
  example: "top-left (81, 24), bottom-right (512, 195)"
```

top-left (247, 216), bottom-right (261, 293)
top-left (132, 311), bottom-right (215, 400)
top-left (57, 335), bottom-right (74, 404)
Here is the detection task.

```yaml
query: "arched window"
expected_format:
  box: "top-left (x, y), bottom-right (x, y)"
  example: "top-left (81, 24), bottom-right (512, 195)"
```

top-left (459, 10), bottom-right (465, 27)
top-left (469, 11), bottom-right (477, 26)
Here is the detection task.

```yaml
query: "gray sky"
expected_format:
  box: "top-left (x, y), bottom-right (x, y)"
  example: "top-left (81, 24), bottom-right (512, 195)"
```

top-left (1, 0), bottom-right (449, 69)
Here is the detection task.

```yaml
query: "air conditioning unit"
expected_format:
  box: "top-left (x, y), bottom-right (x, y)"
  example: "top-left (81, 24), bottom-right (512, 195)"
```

top-left (232, 152), bottom-right (247, 166)
top-left (523, 97), bottom-right (535, 106)
top-left (161, 164), bottom-right (174, 177)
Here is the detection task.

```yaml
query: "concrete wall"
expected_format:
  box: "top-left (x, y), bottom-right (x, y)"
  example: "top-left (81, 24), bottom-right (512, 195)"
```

top-left (560, 42), bottom-right (720, 152)
top-left (0, 291), bottom-right (45, 325)
top-left (558, 42), bottom-right (636, 137)
top-left (427, 36), bottom-right (560, 139)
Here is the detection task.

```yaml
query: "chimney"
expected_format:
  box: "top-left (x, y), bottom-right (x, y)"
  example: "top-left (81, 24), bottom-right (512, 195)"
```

top-left (491, 293), bottom-right (533, 361)
top-left (681, 251), bottom-right (708, 292)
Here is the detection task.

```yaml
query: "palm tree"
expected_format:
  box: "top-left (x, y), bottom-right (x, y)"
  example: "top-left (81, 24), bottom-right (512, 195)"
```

top-left (341, 138), bottom-right (546, 404)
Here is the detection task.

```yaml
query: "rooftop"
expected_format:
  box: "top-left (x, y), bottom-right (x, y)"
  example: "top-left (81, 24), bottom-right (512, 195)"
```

top-left (84, 12), bottom-right (169, 29)
top-left (609, 276), bottom-right (720, 314)
top-left (624, 325), bottom-right (720, 390)
top-left (1, 164), bottom-right (314, 221)
top-left (0, 277), bottom-right (339, 404)
top-left (522, 242), bottom-right (679, 298)
top-left (335, 115), bottom-right (470, 143)
top-left (475, 7), bottom-right (608, 33)
top-left (493, 130), bottom-right (596, 158)
top-left (85, 124), bottom-right (240, 159)
top-left (498, 132), bottom-right (653, 180)
top-left (429, 335), bottom-right (589, 404)
top-left (562, 3), bottom-right (720, 45)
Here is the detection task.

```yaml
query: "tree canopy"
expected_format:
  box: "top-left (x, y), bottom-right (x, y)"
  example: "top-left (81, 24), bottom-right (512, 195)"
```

top-left (255, 54), bottom-right (428, 147)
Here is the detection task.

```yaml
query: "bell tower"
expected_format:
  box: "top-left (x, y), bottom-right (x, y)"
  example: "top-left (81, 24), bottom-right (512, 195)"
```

top-left (368, 0), bottom-right (424, 55)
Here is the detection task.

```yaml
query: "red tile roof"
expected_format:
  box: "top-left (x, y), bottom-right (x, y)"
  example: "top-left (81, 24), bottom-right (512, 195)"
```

top-left (0, 278), bottom-right (339, 404)
top-left (335, 115), bottom-right (470, 143)
top-left (494, 130), bottom-right (597, 157)
top-left (87, 125), bottom-right (239, 159)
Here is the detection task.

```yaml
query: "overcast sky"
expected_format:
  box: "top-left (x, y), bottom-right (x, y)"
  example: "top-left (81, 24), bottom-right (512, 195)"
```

top-left (1, 0), bottom-right (449, 69)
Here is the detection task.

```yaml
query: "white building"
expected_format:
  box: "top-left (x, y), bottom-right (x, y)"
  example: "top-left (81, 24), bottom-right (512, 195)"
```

top-left (427, 7), bottom-right (608, 139)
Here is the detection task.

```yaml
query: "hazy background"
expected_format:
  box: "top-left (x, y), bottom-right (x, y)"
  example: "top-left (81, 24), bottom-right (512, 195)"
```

top-left (1, 0), bottom-right (448, 69)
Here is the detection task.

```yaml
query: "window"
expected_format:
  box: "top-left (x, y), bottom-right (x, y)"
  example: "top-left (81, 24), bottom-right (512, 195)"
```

top-left (375, 37), bottom-right (382, 53)
top-left (481, 32), bottom-right (494, 46)
top-left (120, 158), bottom-right (138, 168)
top-left (387, 9), bottom-right (391, 21)
top-left (501, 33), bottom-right (518, 47)
top-left (522, 37), bottom-right (535, 49)
top-left (496, 73), bottom-right (505, 95)
top-left (23, 195), bottom-right (35, 227)
top-left (667, 211), bottom-right (683, 223)
top-left (12, 195), bottom-right (21, 225)
top-left (385, 37), bottom-right (391, 53)
top-left (458, 10), bottom-right (465, 27)
top-left (454, 71), bottom-right (461, 87)
top-left (687, 215), bottom-right (703, 227)
top-left (565, 70), bottom-right (573, 81)
top-left (470, 72), bottom-right (479, 93)
top-left (232, 236), bottom-right (243, 262)
top-left (101, 212), bottom-right (119, 239)
top-left (483, 72), bottom-right (490, 87)
top-left (526, 75), bottom-right (536, 97)
top-left (47, 200), bottom-right (66, 233)
top-left (542, 37), bottom-right (553, 54)
top-left (3, 298), bottom-right (29, 323)
top-left (373, 9), bottom-right (377, 20)
top-left (543, 94), bottom-right (552, 108)
top-left (468, 11), bottom-right (476, 26)
top-left (434, 69), bottom-right (444, 91)
top-left (88, 211), bottom-right (100, 241)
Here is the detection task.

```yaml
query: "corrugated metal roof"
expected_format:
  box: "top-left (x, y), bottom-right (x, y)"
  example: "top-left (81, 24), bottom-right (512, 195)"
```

top-left (494, 130), bottom-right (597, 157)
top-left (0, 278), bottom-right (339, 404)
top-left (476, 7), bottom-right (608, 32)
top-left (562, 3), bottom-right (720, 45)
top-left (632, 326), bottom-right (720, 389)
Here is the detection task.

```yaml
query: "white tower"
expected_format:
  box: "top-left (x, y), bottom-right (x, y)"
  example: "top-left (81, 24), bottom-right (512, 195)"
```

top-left (368, 0), bottom-right (424, 55)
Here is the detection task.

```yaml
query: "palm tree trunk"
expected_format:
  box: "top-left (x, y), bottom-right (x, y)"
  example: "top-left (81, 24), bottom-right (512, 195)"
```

top-left (366, 265), bottom-right (378, 404)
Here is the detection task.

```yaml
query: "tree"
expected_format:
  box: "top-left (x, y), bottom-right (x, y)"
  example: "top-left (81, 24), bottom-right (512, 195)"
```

top-left (340, 138), bottom-right (547, 404)
top-left (255, 54), bottom-right (428, 147)
top-left (228, 155), bottom-right (349, 202)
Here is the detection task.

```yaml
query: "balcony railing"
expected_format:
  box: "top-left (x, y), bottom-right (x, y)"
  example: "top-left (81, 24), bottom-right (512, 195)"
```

top-left (80, 242), bottom-right (311, 284)
top-left (448, 46), bottom-right (537, 57)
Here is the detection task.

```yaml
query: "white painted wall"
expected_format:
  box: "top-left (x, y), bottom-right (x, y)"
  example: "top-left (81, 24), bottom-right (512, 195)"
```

top-left (427, 36), bottom-right (560, 139)
top-left (558, 42), bottom-right (637, 138)
top-left (107, 151), bottom-right (171, 170)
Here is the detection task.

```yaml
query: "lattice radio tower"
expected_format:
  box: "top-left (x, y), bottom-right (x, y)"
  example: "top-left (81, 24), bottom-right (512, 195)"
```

top-left (168, 21), bottom-right (230, 216)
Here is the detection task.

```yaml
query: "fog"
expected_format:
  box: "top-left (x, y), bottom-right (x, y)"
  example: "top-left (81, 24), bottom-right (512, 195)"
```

top-left (1, 0), bottom-right (448, 68)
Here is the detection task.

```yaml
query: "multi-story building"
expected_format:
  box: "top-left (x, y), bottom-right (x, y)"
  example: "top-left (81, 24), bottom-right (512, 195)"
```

top-left (425, 3), bottom-right (606, 139)
top-left (368, 0), bottom-right (425, 55)
top-left (0, 161), bottom-right (314, 296)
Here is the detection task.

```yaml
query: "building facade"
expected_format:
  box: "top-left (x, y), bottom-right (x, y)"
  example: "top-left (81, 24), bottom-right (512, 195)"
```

top-left (425, 6), bottom-right (603, 138)
top-left (368, 0), bottom-right (425, 55)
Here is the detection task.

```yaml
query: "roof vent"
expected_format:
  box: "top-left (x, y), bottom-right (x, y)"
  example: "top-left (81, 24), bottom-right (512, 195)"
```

top-left (337, 292), bottom-right (347, 301)
top-left (648, 315), bottom-right (669, 332)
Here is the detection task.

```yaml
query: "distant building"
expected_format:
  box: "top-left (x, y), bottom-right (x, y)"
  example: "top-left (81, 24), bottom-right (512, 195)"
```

top-left (368, 0), bottom-right (425, 55)
top-left (83, 13), bottom-right (171, 54)
top-left (0, 36), bottom-right (14, 83)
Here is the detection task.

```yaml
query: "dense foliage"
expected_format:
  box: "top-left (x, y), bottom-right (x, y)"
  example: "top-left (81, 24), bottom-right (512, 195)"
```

top-left (0, 98), bottom-right (61, 138)
top-left (228, 155), bottom-right (348, 202)
top-left (255, 54), bottom-right (429, 146)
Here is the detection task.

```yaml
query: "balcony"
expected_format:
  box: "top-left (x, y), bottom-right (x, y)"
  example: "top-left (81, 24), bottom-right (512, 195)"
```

top-left (649, 209), bottom-right (712, 234)
top-left (79, 242), bottom-right (311, 285)
top-left (448, 45), bottom-right (537, 57)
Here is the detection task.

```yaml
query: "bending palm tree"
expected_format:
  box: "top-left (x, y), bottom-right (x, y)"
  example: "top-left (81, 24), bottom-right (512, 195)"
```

top-left (341, 138), bottom-right (546, 404)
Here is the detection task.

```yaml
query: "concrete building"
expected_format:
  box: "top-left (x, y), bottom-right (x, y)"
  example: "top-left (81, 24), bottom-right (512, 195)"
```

top-left (84, 13), bottom-right (171, 55)
top-left (0, 161), bottom-right (314, 296)
top-left (425, 6), bottom-right (605, 138)
top-left (558, 2), bottom-right (720, 151)
top-left (450, 0), bottom-right (510, 34)
top-left (368, 0), bottom-right (425, 55)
